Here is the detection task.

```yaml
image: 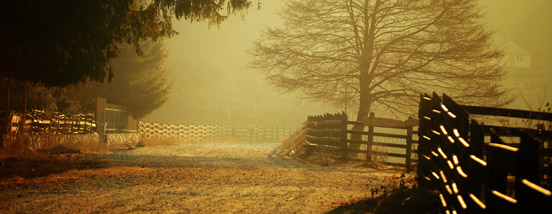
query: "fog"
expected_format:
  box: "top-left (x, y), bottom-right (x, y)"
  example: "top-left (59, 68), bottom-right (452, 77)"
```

top-left (480, 0), bottom-right (551, 58)
top-left (144, 0), bottom-right (552, 126)
top-left (480, 0), bottom-right (552, 110)
top-left (143, 1), bottom-right (336, 127)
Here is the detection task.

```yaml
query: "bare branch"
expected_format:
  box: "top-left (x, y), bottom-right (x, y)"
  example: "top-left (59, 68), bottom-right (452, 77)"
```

top-left (249, 0), bottom-right (509, 118)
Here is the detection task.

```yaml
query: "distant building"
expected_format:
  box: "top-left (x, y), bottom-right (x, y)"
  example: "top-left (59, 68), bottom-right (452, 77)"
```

top-left (498, 39), bottom-right (552, 111)
top-left (501, 40), bottom-right (532, 68)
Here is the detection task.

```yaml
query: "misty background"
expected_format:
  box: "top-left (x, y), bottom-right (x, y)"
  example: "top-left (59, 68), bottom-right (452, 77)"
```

top-left (143, 0), bottom-right (552, 126)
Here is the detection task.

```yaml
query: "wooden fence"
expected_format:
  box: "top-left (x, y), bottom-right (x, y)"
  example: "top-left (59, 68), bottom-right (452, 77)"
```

top-left (417, 92), bottom-right (552, 213)
top-left (138, 122), bottom-right (294, 142)
top-left (304, 112), bottom-right (419, 169)
top-left (138, 122), bottom-right (224, 141)
top-left (9, 96), bottom-right (138, 136)
top-left (225, 125), bottom-right (294, 142)
top-left (10, 110), bottom-right (96, 134)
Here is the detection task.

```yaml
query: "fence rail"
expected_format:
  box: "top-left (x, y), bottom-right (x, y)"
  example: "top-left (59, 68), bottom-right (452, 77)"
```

top-left (417, 92), bottom-right (552, 213)
top-left (303, 112), bottom-right (419, 169)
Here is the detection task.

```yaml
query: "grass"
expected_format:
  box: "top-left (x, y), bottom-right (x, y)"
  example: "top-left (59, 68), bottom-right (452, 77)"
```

top-left (0, 129), bottom-right (110, 179)
top-left (0, 153), bottom-right (107, 179)
top-left (0, 134), bottom-right (185, 179)
top-left (312, 158), bottom-right (441, 214)
top-left (1, 128), bottom-right (110, 155)
top-left (0, 131), bottom-right (201, 179)
top-left (281, 136), bottom-right (442, 214)
top-left (328, 169), bottom-right (439, 214)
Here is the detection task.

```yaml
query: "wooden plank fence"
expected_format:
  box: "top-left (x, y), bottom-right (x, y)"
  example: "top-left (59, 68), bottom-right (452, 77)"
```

top-left (417, 92), bottom-right (552, 213)
top-left (225, 125), bottom-right (294, 142)
top-left (303, 112), bottom-right (419, 169)
top-left (138, 122), bottom-right (294, 142)
top-left (10, 110), bottom-right (96, 134)
top-left (138, 122), bottom-right (224, 141)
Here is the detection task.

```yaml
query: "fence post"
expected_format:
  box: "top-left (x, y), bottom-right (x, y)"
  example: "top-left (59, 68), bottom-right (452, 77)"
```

top-left (250, 125), bottom-right (254, 142)
top-left (341, 112), bottom-right (348, 160)
top-left (366, 112), bottom-right (375, 162)
top-left (275, 126), bottom-right (279, 141)
top-left (69, 118), bottom-right (74, 134)
top-left (263, 126), bottom-right (267, 141)
top-left (232, 124), bottom-right (235, 139)
top-left (95, 97), bottom-right (107, 143)
top-left (406, 123), bottom-right (413, 171)
top-left (77, 117), bottom-right (82, 134)
top-left (219, 124), bottom-right (223, 138)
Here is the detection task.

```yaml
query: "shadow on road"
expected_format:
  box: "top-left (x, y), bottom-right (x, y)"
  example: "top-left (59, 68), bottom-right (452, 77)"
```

top-left (325, 188), bottom-right (441, 214)
top-left (0, 155), bottom-right (107, 179)
top-left (325, 198), bottom-right (375, 214)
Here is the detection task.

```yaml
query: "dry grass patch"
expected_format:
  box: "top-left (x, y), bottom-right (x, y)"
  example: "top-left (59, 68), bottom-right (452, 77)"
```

top-left (1, 130), bottom-right (108, 155)
top-left (0, 130), bottom-right (108, 179)
top-left (0, 152), bottom-right (107, 179)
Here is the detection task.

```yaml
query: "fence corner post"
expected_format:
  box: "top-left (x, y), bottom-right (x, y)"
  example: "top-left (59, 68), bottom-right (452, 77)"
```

top-left (406, 124), bottom-right (413, 171)
top-left (366, 112), bottom-right (375, 162)
top-left (341, 112), bottom-right (348, 161)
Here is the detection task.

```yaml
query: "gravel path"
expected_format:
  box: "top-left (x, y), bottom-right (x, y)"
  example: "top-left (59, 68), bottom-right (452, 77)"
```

top-left (0, 142), bottom-right (401, 213)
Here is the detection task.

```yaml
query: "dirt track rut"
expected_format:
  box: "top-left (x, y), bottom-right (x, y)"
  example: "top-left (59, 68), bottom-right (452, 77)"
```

top-left (0, 142), bottom-right (401, 213)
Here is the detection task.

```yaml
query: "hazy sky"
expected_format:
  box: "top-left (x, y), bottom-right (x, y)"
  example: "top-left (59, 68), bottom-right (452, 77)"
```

top-left (480, 0), bottom-right (552, 57)
top-left (145, 0), bottom-right (552, 125)
top-left (145, 1), bottom-right (332, 126)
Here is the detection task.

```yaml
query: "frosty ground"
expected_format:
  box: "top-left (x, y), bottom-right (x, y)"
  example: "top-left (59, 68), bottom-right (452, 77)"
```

top-left (0, 141), bottom-right (405, 213)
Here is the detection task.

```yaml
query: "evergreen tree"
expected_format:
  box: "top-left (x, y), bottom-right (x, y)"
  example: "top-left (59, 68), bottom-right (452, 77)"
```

top-left (70, 42), bottom-right (171, 119)
top-left (1, 0), bottom-right (253, 87)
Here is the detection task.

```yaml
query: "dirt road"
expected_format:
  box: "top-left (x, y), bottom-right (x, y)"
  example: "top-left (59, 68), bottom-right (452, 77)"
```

top-left (0, 142), bottom-right (403, 213)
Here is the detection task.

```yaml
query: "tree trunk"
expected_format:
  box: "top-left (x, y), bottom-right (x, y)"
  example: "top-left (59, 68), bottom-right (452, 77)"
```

top-left (356, 82), bottom-right (371, 121)
top-left (356, 62), bottom-right (372, 122)
top-left (350, 63), bottom-right (372, 155)
top-left (1, 85), bottom-right (9, 148)
top-left (5, 86), bottom-right (10, 131)
top-left (22, 84), bottom-right (26, 130)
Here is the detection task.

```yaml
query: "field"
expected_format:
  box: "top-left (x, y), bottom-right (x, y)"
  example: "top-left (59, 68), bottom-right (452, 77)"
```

top-left (0, 141), bottom-right (427, 213)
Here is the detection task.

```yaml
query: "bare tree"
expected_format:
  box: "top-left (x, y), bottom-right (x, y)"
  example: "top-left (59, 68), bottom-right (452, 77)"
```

top-left (250, 0), bottom-right (510, 120)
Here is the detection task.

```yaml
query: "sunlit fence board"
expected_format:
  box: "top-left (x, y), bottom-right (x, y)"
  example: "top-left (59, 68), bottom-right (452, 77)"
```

top-left (10, 112), bottom-right (96, 135)
top-left (417, 92), bottom-right (552, 214)
top-left (138, 122), bottom-right (294, 142)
